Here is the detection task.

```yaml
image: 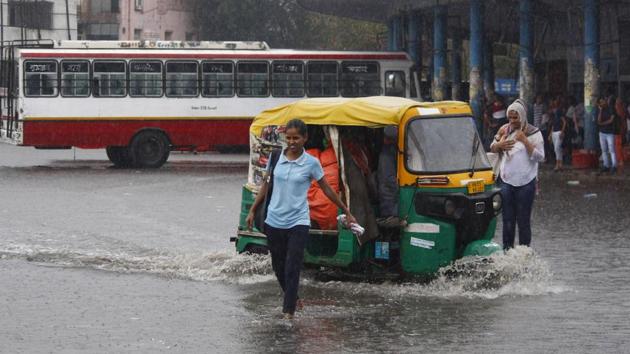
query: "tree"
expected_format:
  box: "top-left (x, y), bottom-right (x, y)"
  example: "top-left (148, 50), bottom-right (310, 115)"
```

top-left (190, 0), bottom-right (384, 50)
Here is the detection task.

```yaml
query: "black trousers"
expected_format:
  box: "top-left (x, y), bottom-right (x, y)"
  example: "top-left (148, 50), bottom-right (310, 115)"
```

top-left (264, 223), bottom-right (309, 314)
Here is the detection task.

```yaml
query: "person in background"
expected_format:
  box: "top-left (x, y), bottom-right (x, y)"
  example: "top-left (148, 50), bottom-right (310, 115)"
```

top-left (574, 99), bottom-right (586, 148)
top-left (597, 97), bottom-right (617, 175)
top-left (246, 119), bottom-right (356, 319)
top-left (482, 104), bottom-right (493, 150)
top-left (548, 97), bottom-right (567, 171)
top-left (614, 96), bottom-right (627, 172)
top-left (540, 97), bottom-right (552, 163)
top-left (490, 99), bottom-right (545, 250)
top-left (533, 94), bottom-right (545, 129)
top-left (564, 96), bottom-right (578, 165)
top-left (491, 93), bottom-right (508, 136)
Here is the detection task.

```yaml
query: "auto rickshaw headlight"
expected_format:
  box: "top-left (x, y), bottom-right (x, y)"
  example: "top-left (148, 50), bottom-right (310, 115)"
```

top-left (492, 193), bottom-right (502, 213)
top-left (444, 199), bottom-right (456, 216)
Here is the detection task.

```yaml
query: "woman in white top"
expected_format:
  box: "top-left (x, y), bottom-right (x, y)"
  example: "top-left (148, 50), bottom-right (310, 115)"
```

top-left (490, 99), bottom-right (545, 250)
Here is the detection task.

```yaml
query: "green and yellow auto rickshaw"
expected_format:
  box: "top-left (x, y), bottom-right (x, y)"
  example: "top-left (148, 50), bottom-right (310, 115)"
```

top-left (231, 96), bottom-right (502, 277)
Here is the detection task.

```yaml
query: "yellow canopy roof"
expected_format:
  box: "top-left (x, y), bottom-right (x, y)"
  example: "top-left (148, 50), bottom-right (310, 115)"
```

top-left (250, 96), bottom-right (470, 136)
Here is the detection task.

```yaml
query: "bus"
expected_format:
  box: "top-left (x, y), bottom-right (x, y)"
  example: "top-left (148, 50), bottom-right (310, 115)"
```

top-left (0, 40), bottom-right (419, 168)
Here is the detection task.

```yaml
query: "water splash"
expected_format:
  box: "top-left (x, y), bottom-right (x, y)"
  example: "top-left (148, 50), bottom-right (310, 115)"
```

top-left (425, 246), bottom-right (566, 298)
top-left (0, 243), bottom-right (565, 298)
top-left (0, 243), bottom-right (273, 284)
top-left (309, 246), bottom-right (567, 299)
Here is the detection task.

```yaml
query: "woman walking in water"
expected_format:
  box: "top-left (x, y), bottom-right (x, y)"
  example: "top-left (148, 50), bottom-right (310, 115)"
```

top-left (246, 119), bottom-right (356, 319)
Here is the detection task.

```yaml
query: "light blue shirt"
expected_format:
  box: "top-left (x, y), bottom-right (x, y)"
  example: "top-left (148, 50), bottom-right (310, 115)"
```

top-left (265, 149), bottom-right (324, 229)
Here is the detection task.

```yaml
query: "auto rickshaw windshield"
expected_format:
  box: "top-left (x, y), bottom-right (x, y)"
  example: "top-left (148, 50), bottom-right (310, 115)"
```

top-left (405, 116), bottom-right (491, 174)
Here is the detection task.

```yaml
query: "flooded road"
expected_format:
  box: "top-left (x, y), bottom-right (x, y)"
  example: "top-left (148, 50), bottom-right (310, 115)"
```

top-left (1, 145), bottom-right (629, 353)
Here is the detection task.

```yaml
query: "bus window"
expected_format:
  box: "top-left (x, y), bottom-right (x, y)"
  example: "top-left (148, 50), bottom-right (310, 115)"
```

top-left (93, 61), bottom-right (126, 97)
top-left (166, 61), bottom-right (199, 97)
top-left (24, 60), bottom-right (58, 97)
top-left (307, 61), bottom-right (337, 97)
top-left (272, 61), bottom-right (304, 97)
top-left (340, 61), bottom-right (380, 97)
top-left (202, 62), bottom-right (234, 97)
top-left (237, 62), bottom-right (268, 97)
top-left (385, 71), bottom-right (406, 97)
top-left (130, 61), bottom-right (163, 97)
top-left (61, 61), bottom-right (90, 97)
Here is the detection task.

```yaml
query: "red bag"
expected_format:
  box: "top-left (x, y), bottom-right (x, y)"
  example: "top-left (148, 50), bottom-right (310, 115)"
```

top-left (307, 147), bottom-right (340, 230)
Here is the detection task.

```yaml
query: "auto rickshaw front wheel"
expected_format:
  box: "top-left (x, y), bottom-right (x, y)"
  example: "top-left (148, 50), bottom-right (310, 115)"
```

top-left (244, 244), bottom-right (269, 255)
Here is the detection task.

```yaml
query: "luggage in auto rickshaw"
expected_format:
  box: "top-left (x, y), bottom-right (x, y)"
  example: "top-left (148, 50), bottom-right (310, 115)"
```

top-left (231, 96), bottom-right (502, 277)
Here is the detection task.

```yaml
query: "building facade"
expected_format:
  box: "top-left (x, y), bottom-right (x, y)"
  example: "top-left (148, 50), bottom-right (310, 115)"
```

top-left (0, 0), bottom-right (79, 42)
top-left (79, 0), bottom-right (197, 41)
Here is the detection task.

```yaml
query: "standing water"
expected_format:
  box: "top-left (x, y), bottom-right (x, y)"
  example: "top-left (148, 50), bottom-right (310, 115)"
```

top-left (0, 146), bottom-right (628, 353)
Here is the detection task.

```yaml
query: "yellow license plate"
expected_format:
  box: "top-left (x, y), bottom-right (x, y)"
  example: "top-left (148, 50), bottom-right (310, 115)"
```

top-left (467, 180), bottom-right (485, 194)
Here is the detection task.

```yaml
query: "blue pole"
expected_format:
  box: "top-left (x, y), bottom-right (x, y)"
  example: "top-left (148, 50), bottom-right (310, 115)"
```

top-left (519, 0), bottom-right (534, 123)
top-left (470, 0), bottom-right (484, 133)
top-left (387, 18), bottom-right (395, 51)
top-left (388, 15), bottom-right (402, 51)
top-left (584, 0), bottom-right (600, 151)
top-left (408, 12), bottom-right (422, 99)
top-left (451, 30), bottom-right (462, 100)
top-left (432, 5), bottom-right (447, 101)
top-left (484, 38), bottom-right (495, 102)
top-left (408, 12), bottom-right (421, 67)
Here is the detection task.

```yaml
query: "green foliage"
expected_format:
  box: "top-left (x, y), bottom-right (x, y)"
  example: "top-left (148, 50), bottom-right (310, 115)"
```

top-left (299, 12), bottom-right (385, 50)
top-left (191, 0), bottom-right (385, 50)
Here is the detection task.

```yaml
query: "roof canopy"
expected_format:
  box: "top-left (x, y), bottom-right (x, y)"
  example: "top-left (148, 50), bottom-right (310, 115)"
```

top-left (297, 0), bottom-right (630, 44)
top-left (250, 96), bottom-right (469, 136)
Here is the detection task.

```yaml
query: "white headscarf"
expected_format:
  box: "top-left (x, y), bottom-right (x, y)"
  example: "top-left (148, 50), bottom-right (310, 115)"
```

top-left (499, 99), bottom-right (539, 160)
top-left (507, 98), bottom-right (528, 131)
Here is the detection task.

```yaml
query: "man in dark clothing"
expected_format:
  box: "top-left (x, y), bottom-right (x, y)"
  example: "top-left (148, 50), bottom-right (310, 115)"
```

top-left (342, 130), bottom-right (378, 245)
top-left (377, 126), bottom-right (401, 228)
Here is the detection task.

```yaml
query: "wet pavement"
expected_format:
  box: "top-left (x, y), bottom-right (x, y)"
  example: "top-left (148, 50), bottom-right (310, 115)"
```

top-left (1, 145), bottom-right (629, 353)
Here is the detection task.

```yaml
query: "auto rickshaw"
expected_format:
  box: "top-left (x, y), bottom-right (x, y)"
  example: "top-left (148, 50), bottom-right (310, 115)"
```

top-left (231, 96), bottom-right (502, 277)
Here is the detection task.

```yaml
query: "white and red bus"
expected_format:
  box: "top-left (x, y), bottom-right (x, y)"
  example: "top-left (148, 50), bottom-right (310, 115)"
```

top-left (0, 40), bottom-right (418, 168)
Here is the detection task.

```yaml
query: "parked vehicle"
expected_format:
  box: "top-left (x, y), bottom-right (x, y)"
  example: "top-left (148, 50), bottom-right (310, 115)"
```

top-left (0, 40), bottom-right (418, 168)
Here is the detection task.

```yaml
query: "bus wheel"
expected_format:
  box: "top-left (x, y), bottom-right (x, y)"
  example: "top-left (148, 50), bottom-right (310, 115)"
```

top-left (106, 146), bottom-right (133, 168)
top-left (129, 130), bottom-right (171, 168)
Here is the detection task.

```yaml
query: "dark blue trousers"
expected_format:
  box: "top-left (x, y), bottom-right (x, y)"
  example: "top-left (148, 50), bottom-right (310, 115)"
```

top-left (264, 224), bottom-right (309, 314)
top-left (499, 178), bottom-right (536, 250)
